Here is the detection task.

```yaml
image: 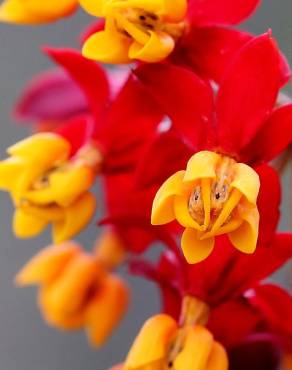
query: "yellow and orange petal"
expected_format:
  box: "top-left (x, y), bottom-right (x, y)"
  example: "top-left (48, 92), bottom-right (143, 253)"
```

top-left (85, 274), bottom-right (130, 347)
top-left (15, 242), bottom-right (81, 286)
top-left (0, 0), bottom-right (78, 24)
top-left (124, 314), bottom-right (228, 370)
top-left (80, 0), bottom-right (187, 64)
top-left (152, 151), bottom-right (260, 264)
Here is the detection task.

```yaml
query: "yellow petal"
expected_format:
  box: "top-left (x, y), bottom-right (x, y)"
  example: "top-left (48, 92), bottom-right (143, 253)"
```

top-left (125, 314), bottom-right (177, 369)
top-left (174, 195), bottom-right (203, 230)
top-left (201, 178), bottom-right (211, 229)
top-left (228, 205), bottom-right (259, 254)
top-left (85, 275), bottom-right (129, 347)
top-left (0, 157), bottom-right (24, 190)
top-left (206, 342), bottom-right (228, 370)
top-left (161, 0), bottom-right (187, 22)
top-left (181, 228), bottom-right (215, 264)
top-left (109, 365), bottom-right (124, 370)
top-left (13, 208), bottom-right (48, 239)
top-left (38, 288), bottom-right (84, 330)
top-left (41, 253), bottom-right (101, 314)
top-left (184, 151), bottom-right (219, 183)
top-left (230, 163), bottom-right (260, 205)
top-left (8, 133), bottom-right (70, 165)
top-left (107, 0), bottom-right (163, 14)
top-left (25, 163), bottom-right (96, 207)
top-left (52, 192), bottom-right (96, 243)
top-left (129, 31), bottom-right (175, 63)
top-left (82, 20), bottom-right (131, 64)
top-left (15, 242), bottom-right (81, 286)
top-left (151, 171), bottom-right (185, 225)
top-left (0, 0), bottom-right (77, 24)
top-left (79, 0), bottom-right (105, 17)
top-left (94, 230), bottom-right (126, 270)
top-left (173, 326), bottom-right (214, 370)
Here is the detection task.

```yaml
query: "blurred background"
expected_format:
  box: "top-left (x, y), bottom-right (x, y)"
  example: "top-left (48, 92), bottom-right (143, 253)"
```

top-left (0, 1), bottom-right (291, 369)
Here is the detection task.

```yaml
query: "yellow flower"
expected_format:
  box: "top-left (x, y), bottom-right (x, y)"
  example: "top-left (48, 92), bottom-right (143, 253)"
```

top-left (123, 314), bottom-right (228, 370)
top-left (152, 151), bottom-right (260, 264)
top-left (0, 133), bottom-right (100, 243)
top-left (0, 0), bottom-right (78, 24)
top-left (16, 242), bottom-right (130, 347)
top-left (80, 0), bottom-right (187, 63)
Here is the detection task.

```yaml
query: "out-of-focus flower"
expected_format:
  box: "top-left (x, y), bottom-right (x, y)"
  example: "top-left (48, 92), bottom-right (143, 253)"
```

top-left (0, 0), bottom-right (78, 24)
top-left (133, 33), bottom-right (292, 263)
top-left (16, 242), bottom-right (129, 347)
top-left (79, 0), bottom-right (268, 87)
top-left (0, 133), bottom-right (99, 242)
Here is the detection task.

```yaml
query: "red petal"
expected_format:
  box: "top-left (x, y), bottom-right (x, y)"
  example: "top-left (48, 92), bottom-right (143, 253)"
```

top-left (135, 129), bottom-right (193, 188)
top-left (44, 47), bottom-right (110, 120)
top-left (14, 68), bottom-right (88, 123)
top-left (99, 75), bottom-right (163, 172)
top-left (256, 164), bottom-right (281, 245)
top-left (216, 33), bottom-right (285, 155)
top-left (242, 104), bottom-right (292, 164)
top-left (247, 284), bottom-right (292, 335)
top-left (188, 0), bottom-right (260, 26)
top-left (134, 63), bottom-right (214, 149)
top-left (177, 26), bottom-right (252, 83)
top-left (213, 234), bottom-right (292, 304)
top-left (207, 299), bottom-right (261, 347)
top-left (55, 114), bottom-right (95, 156)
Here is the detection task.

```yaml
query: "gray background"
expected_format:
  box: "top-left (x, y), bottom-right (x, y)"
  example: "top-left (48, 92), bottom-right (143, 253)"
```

top-left (0, 1), bottom-right (291, 369)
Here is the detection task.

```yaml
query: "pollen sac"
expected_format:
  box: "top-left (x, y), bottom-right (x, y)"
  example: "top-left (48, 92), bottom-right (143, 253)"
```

top-left (151, 151), bottom-right (260, 264)
top-left (0, 133), bottom-right (99, 243)
top-left (80, 0), bottom-right (187, 63)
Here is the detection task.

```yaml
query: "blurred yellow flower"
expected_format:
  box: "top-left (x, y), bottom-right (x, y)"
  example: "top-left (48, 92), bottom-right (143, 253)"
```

top-left (16, 242), bottom-right (130, 347)
top-left (0, 133), bottom-right (99, 243)
top-left (152, 151), bottom-right (260, 264)
top-left (80, 0), bottom-right (187, 63)
top-left (0, 0), bottom-right (78, 24)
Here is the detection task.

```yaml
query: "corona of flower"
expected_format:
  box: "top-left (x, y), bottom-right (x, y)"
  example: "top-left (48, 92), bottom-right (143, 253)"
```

top-left (16, 242), bottom-right (129, 347)
top-left (152, 151), bottom-right (260, 264)
top-left (80, 0), bottom-right (187, 63)
top-left (0, 133), bottom-right (100, 243)
top-left (0, 0), bottom-right (78, 24)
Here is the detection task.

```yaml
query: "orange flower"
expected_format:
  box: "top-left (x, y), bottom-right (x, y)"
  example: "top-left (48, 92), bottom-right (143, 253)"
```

top-left (16, 242), bottom-right (129, 347)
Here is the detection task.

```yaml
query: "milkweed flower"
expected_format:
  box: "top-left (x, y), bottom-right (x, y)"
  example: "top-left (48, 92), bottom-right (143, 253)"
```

top-left (116, 296), bottom-right (228, 370)
top-left (0, 133), bottom-right (100, 242)
top-left (16, 242), bottom-right (129, 347)
top-left (79, 0), bottom-right (262, 76)
top-left (0, 0), bottom-right (78, 24)
top-left (134, 33), bottom-right (292, 263)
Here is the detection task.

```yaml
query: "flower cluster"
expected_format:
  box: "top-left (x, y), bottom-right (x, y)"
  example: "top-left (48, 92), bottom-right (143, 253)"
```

top-left (0, 0), bottom-right (291, 369)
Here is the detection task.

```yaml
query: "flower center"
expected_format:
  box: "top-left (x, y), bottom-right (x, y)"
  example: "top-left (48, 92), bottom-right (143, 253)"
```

top-left (106, 3), bottom-right (186, 41)
top-left (188, 155), bottom-right (240, 233)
